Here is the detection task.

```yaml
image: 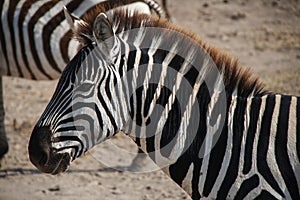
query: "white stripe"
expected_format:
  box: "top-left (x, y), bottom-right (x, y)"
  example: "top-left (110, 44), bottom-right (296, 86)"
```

top-left (227, 96), bottom-right (253, 196)
top-left (182, 163), bottom-right (194, 196)
top-left (34, 0), bottom-right (70, 79)
top-left (22, 0), bottom-right (50, 79)
top-left (249, 95), bottom-right (282, 198)
top-left (13, 0), bottom-right (31, 78)
top-left (204, 96), bottom-right (237, 198)
top-left (265, 95), bottom-right (290, 198)
top-left (51, 0), bottom-right (107, 71)
top-left (2, 0), bottom-right (18, 76)
top-left (287, 97), bottom-right (300, 193)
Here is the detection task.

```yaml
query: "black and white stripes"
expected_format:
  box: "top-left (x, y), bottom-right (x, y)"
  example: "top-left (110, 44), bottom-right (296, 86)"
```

top-left (29, 8), bottom-right (300, 200)
top-left (0, 0), bottom-right (169, 158)
top-left (0, 0), bottom-right (166, 79)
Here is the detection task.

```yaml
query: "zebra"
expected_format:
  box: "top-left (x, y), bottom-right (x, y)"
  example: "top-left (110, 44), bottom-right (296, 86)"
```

top-left (28, 7), bottom-right (300, 200)
top-left (0, 0), bottom-right (169, 158)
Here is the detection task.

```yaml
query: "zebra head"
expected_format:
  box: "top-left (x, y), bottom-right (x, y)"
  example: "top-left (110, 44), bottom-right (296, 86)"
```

top-left (29, 12), bottom-right (129, 174)
top-left (29, 8), bottom-right (231, 174)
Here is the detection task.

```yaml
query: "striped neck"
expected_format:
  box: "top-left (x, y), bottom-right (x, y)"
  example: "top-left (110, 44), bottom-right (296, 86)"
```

top-left (123, 92), bottom-right (300, 198)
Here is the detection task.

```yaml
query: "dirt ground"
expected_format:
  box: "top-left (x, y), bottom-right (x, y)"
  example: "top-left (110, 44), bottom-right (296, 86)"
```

top-left (0, 0), bottom-right (300, 199)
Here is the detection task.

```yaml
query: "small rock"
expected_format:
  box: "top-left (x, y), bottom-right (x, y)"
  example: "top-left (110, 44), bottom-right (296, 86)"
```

top-left (223, 0), bottom-right (228, 3)
top-left (145, 186), bottom-right (151, 190)
top-left (296, 55), bottom-right (300, 59)
top-left (231, 12), bottom-right (246, 20)
top-left (272, 1), bottom-right (279, 7)
top-left (48, 185), bottom-right (60, 192)
top-left (203, 3), bottom-right (209, 8)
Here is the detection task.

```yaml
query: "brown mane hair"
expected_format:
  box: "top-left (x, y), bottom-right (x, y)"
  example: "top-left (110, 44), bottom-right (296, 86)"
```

top-left (73, 5), bottom-right (266, 97)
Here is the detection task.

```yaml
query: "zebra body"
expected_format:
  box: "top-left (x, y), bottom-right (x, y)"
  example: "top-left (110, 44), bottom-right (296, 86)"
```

top-left (0, 0), bottom-right (164, 79)
top-left (0, 0), bottom-right (168, 158)
top-left (28, 8), bottom-right (300, 200)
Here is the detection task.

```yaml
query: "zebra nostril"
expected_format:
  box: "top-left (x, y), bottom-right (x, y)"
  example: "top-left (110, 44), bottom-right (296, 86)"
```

top-left (28, 126), bottom-right (52, 169)
top-left (38, 150), bottom-right (49, 166)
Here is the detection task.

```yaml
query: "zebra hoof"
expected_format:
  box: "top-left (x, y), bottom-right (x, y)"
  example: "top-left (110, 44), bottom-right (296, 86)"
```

top-left (0, 141), bottom-right (8, 159)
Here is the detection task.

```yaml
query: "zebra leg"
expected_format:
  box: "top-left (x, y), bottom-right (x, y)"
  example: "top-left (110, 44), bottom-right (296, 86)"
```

top-left (0, 76), bottom-right (8, 159)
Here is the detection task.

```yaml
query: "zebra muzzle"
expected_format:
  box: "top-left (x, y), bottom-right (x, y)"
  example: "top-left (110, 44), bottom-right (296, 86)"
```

top-left (28, 126), bottom-right (71, 174)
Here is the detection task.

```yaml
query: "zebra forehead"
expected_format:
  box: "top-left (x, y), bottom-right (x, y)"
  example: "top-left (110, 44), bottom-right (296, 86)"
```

top-left (72, 7), bottom-right (266, 97)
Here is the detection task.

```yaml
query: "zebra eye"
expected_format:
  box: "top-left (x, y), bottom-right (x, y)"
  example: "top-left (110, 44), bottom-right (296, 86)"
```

top-left (75, 82), bottom-right (95, 93)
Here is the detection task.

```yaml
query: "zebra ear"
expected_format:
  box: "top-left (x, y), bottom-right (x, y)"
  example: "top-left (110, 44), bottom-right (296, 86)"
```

top-left (64, 6), bottom-right (93, 45)
top-left (63, 6), bottom-right (85, 30)
top-left (93, 13), bottom-right (115, 51)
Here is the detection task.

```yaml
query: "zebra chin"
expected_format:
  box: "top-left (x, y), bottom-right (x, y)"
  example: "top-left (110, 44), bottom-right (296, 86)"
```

top-left (28, 126), bottom-right (71, 175)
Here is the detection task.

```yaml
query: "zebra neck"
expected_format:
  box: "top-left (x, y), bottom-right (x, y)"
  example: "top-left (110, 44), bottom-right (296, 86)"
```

top-left (228, 93), bottom-right (298, 150)
top-left (228, 93), bottom-right (299, 165)
top-left (125, 93), bottom-right (300, 195)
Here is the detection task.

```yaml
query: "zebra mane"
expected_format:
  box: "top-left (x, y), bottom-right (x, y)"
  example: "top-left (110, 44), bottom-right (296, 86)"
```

top-left (73, 7), bottom-right (266, 97)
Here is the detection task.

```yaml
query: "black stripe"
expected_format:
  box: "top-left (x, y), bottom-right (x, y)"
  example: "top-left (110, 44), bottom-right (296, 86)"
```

top-left (275, 95), bottom-right (300, 199)
top-left (190, 83), bottom-right (214, 198)
top-left (143, 83), bottom-right (159, 119)
top-left (52, 100), bottom-right (73, 126)
top-left (217, 96), bottom-right (247, 198)
top-left (97, 84), bottom-right (118, 132)
top-left (169, 53), bottom-right (185, 72)
top-left (169, 151), bottom-right (192, 186)
top-left (254, 190), bottom-right (278, 200)
top-left (153, 48), bottom-right (168, 66)
top-left (133, 86), bottom-right (145, 128)
top-left (42, 0), bottom-right (83, 75)
top-left (145, 134), bottom-right (155, 160)
top-left (104, 70), bottom-right (112, 101)
top-left (7, 0), bottom-right (23, 77)
top-left (118, 42), bottom-right (126, 77)
top-left (54, 135), bottom-right (84, 157)
top-left (194, 83), bottom-right (212, 159)
top-left (94, 104), bottom-right (104, 140)
top-left (202, 92), bottom-right (230, 197)
top-left (139, 48), bottom-right (150, 66)
top-left (243, 97), bottom-right (262, 174)
top-left (55, 125), bottom-right (85, 133)
top-left (184, 65), bottom-right (198, 87)
top-left (159, 88), bottom-right (181, 158)
top-left (73, 112), bottom-right (96, 147)
top-left (257, 95), bottom-right (284, 197)
top-left (126, 48), bottom-right (137, 72)
top-left (191, 159), bottom-right (202, 200)
top-left (234, 174), bottom-right (259, 200)
top-left (0, 1), bottom-right (10, 75)
top-left (28, 1), bottom-right (60, 79)
top-left (297, 97), bottom-right (300, 162)
top-left (18, 0), bottom-right (39, 79)
top-left (55, 114), bottom-right (75, 129)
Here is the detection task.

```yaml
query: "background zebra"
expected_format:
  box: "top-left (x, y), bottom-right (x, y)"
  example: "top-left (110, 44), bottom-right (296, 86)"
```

top-left (0, 0), bottom-right (169, 158)
top-left (28, 6), bottom-right (300, 200)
